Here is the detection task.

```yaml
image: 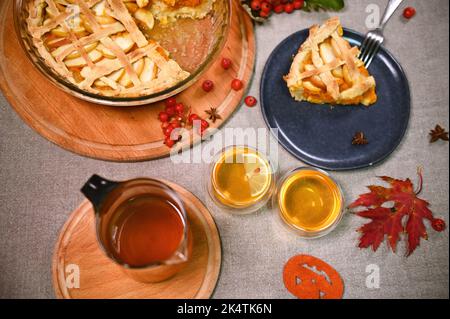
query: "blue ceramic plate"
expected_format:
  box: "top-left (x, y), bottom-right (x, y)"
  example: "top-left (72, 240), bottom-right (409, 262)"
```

top-left (260, 29), bottom-right (410, 171)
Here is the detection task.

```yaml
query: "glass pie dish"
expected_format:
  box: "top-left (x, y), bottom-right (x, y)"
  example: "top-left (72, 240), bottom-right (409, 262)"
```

top-left (13, 0), bottom-right (230, 106)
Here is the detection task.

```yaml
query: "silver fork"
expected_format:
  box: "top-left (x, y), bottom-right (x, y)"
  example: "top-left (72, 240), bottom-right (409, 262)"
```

top-left (359, 0), bottom-right (404, 68)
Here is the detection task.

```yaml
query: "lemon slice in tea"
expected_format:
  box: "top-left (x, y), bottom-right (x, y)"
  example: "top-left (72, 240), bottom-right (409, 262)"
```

top-left (211, 146), bottom-right (273, 209)
top-left (243, 152), bottom-right (271, 197)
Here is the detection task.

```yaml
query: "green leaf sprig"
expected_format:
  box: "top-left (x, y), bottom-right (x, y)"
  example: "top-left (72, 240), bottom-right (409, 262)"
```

top-left (303, 0), bottom-right (345, 12)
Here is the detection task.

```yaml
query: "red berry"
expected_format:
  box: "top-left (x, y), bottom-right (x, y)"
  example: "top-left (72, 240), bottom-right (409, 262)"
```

top-left (166, 107), bottom-right (176, 117)
top-left (293, 0), bottom-right (304, 10)
top-left (403, 7), bottom-right (416, 19)
top-left (432, 218), bottom-right (446, 232)
top-left (245, 96), bottom-right (258, 107)
top-left (200, 119), bottom-right (209, 130)
top-left (261, 2), bottom-right (272, 13)
top-left (165, 97), bottom-right (177, 108)
top-left (198, 126), bottom-right (208, 136)
top-left (202, 80), bottom-right (214, 92)
top-left (250, 0), bottom-right (261, 11)
top-left (171, 119), bottom-right (181, 128)
top-left (175, 103), bottom-right (185, 114)
top-left (259, 10), bottom-right (270, 18)
top-left (231, 79), bottom-right (243, 91)
top-left (284, 3), bottom-right (294, 13)
top-left (271, 0), bottom-right (280, 7)
top-left (158, 111), bottom-right (169, 122)
top-left (221, 57), bottom-right (232, 70)
top-left (165, 137), bottom-right (175, 148)
top-left (188, 113), bottom-right (200, 124)
top-left (274, 4), bottom-right (283, 13)
top-left (161, 121), bottom-right (170, 129)
top-left (164, 124), bottom-right (174, 137)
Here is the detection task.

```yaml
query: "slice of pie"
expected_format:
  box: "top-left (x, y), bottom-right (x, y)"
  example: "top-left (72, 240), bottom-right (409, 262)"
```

top-left (26, 0), bottom-right (195, 97)
top-left (285, 18), bottom-right (377, 106)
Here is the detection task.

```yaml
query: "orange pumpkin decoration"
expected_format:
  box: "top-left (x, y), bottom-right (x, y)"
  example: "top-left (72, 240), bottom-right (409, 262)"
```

top-left (283, 255), bottom-right (344, 299)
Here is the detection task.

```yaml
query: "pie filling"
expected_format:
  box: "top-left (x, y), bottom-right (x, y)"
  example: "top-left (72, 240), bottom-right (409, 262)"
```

top-left (26, 0), bottom-right (215, 97)
top-left (285, 18), bottom-right (378, 107)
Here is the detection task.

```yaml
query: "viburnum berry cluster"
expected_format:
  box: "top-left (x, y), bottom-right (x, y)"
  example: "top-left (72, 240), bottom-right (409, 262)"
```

top-left (248, 0), bottom-right (304, 18)
top-left (160, 56), bottom-right (247, 148)
top-left (158, 97), bottom-right (209, 148)
top-left (242, 0), bottom-right (346, 20)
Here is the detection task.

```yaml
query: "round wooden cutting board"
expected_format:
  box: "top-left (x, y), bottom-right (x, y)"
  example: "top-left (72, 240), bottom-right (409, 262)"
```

top-left (0, 0), bottom-right (255, 161)
top-left (52, 180), bottom-right (222, 299)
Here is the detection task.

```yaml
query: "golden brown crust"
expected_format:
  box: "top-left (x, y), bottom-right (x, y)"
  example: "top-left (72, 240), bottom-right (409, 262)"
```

top-left (285, 17), bottom-right (377, 106)
top-left (26, 0), bottom-right (190, 97)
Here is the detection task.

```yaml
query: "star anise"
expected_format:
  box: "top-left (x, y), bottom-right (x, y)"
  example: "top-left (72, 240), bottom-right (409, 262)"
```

top-left (429, 125), bottom-right (449, 143)
top-left (352, 132), bottom-right (369, 145)
top-left (205, 107), bottom-right (222, 123)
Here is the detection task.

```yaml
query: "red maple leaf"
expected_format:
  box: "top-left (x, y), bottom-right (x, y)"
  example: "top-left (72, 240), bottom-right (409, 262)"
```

top-left (349, 168), bottom-right (446, 256)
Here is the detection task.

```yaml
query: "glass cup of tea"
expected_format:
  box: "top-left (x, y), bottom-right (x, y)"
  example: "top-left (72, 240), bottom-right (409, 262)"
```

top-left (273, 167), bottom-right (345, 238)
top-left (81, 175), bottom-right (192, 283)
top-left (206, 145), bottom-right (276, 214)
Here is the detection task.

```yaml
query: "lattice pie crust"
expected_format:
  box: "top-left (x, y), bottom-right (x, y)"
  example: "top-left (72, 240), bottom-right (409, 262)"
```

top-left (285, 18), bottom-right (377, 106)
top-left (26, 0), bottom-right (197, 97)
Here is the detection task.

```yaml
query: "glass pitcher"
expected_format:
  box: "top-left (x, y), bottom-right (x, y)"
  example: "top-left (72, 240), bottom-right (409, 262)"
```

top-left (81, 175), bottom-right (192, 283)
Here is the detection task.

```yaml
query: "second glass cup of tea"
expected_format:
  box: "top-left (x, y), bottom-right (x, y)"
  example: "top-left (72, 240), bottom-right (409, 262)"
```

top-left (207, 145), bottom-right (276, 214)
top-left (273, 167), bottom-right (345, 238)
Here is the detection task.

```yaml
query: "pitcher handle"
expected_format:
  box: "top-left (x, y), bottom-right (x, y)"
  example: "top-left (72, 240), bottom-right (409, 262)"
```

top-left (81, 174), bottom-right (119, 212)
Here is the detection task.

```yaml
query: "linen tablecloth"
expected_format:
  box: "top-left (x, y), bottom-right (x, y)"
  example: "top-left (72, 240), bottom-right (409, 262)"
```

top-left (0, 0), bottom-right (448, 298)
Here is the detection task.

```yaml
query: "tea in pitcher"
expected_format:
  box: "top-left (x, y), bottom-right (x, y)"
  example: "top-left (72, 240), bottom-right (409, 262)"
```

top-left (208, 146), bottom-right (275, 213)
top-left (107, 194), bottom-right (185, 267)
top-left (276, 168), bottom-right (344, 237)
top-left (82, 176), bottom-right (191, 282)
